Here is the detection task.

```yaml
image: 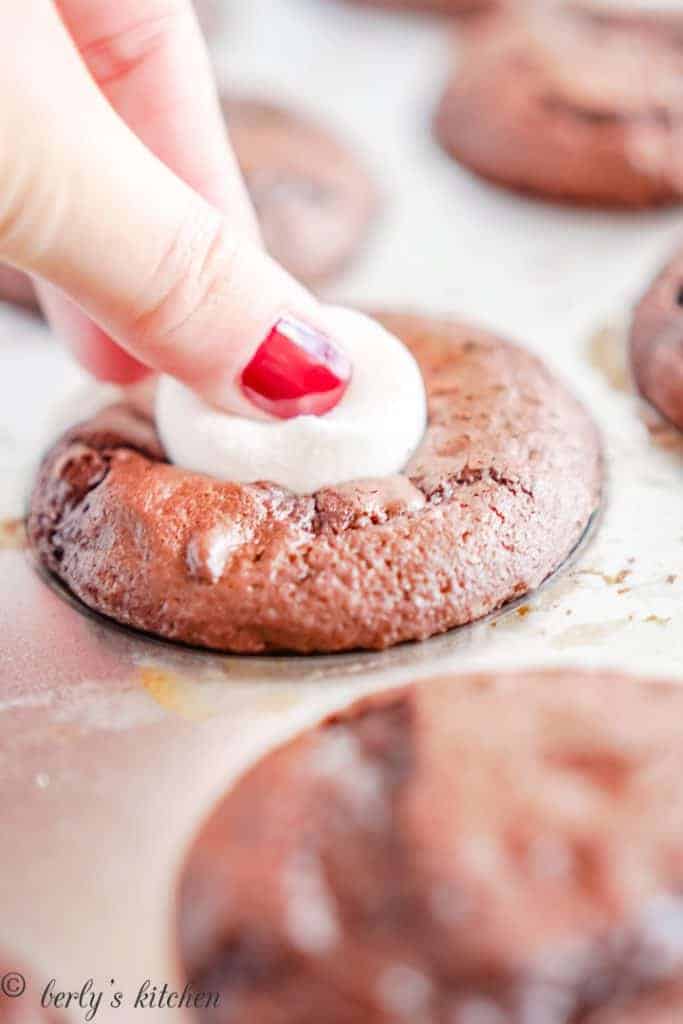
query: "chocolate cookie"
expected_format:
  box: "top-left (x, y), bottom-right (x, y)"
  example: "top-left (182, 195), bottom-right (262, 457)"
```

top-left (177, 669), bottom-right (683, 1023)
top-left (0, 98), bottom-right (376, 312)
top-left (630, 247), bottom-right (683, 431)
top-left (0, 265), bottom-right (38, 312)
top-left (193, 0), bottom-right (227, 40)
top-left (435, 7), bottom-right (683, 207)
top-left (224, 97), bottom-right (376, 286)
top-left (28, 314), bottom-right (601, 654)
top-left (342, 0), bottom-right (494, 13)
top-left (584, 983), bottom-right (683, 1024)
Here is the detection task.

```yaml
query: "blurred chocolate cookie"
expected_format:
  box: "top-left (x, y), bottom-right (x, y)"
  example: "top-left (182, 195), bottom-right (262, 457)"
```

top-left (0, 266), bottom-right (38, 312)
top-left (435, 6), bottom-right (683, 207)
top-left (224, 97), bottom-right (377, 286)
top-left (178, 669), bottom-right (683, 1023)
top-left (630, 246), bottom-right (683, 430)
top-left (342, 0), bottom-right (494, 13)
top-left (193, 0), bottom-right (228, 40)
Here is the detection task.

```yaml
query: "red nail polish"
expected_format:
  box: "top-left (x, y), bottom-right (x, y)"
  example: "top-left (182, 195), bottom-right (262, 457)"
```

top-left (241, 316), bottom-right (352, 419)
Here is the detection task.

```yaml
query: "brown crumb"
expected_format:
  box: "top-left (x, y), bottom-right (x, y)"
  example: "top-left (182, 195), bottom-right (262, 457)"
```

top-left (611, 569), bottom-right (632, 585)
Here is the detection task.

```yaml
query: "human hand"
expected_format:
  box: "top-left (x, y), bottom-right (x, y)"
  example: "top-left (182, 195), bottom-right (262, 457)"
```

top-left (0, 1), bottom-right (350, 419)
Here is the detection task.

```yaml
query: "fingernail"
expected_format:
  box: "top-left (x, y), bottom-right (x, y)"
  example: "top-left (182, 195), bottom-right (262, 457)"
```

top-left (240, 316), bottom-right (352, 419)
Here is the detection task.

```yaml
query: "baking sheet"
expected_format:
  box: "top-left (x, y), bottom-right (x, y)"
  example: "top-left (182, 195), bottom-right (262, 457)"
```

top-left (2, 0), bottom-right (683, 1019)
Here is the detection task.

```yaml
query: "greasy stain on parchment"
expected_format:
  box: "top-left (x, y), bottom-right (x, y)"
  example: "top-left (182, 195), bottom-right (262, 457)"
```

top-left (587, 322), bottom-right (631, 393)
top-left (138, 665), bottom-right (212, 722)
top-left (138, 664), bottom-right (302, 722)
top-left (0, 518), bottom-right (27, 549)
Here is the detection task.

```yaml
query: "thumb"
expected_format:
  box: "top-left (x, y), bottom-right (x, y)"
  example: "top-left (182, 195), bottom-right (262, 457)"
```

top-left (0, 8), bottom-right (349, 419)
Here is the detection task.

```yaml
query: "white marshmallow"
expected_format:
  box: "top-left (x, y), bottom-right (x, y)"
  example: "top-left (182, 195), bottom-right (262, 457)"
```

top-left (155, 307), bottom-right (427, 494)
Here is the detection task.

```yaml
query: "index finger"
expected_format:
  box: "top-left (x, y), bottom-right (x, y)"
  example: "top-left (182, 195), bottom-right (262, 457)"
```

top-left (57, 0), bottom-right (258, 235)
top-left (40, 0), bottom-right (259, 383)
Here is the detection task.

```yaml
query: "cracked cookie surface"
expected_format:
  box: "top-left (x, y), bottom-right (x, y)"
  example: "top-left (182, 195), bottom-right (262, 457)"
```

top-left (28, 314), bottom-right (601, 653)
top-left (178, 670), bottom-right (683, 1022)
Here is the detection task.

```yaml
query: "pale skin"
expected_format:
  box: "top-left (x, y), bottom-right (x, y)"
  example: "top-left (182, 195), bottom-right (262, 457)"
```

top-left (0, 0), bottom-right (328, 417)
